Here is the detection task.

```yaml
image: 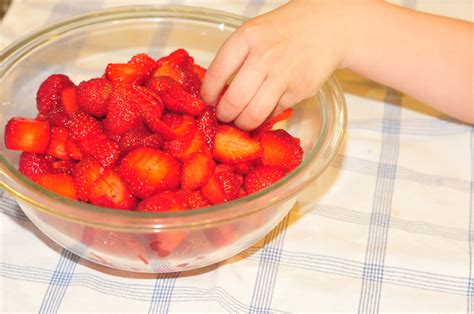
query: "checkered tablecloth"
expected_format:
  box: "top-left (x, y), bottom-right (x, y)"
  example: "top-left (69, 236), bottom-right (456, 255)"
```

top-left (1, 0), bottom-right (473, 312)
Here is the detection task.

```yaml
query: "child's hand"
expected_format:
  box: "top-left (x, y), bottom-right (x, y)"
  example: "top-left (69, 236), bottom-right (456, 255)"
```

top-left (200, 1), bottom-right (361, 130)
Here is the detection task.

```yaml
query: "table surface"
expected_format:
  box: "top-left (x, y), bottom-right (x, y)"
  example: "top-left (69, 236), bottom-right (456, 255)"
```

top-left (1, 0), bottom-right (473, 312)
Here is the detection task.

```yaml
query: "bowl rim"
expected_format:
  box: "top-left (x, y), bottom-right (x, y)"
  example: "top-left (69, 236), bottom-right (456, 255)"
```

top-left (0, 5), bottom-right (347, 230)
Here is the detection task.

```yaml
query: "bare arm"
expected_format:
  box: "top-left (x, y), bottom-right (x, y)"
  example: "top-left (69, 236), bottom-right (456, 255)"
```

top-left (201, 1), bottom-right (474, 130)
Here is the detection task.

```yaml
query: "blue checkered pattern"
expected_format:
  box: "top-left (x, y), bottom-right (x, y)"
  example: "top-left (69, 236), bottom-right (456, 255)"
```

top-left (1, 0), bottom-right (473, 312)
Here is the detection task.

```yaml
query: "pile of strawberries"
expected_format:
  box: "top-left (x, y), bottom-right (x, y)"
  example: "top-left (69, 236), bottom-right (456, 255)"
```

top-left (4, 49), bottom-right (303, 212)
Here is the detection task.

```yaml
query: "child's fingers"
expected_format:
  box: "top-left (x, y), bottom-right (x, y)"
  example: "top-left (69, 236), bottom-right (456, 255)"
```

top-left (234, 78), bottom-right (286, 131)
top-left (216, 58), bottom-right (266, 122)
top-left (200, 35), bottom-right (249, 105)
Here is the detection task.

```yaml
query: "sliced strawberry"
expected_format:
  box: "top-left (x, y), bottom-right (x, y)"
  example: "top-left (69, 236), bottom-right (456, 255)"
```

top-left (65, 138), bottom-right (82, 160)
top-left (67, 111), bottom-right (102, 142)
top-left (244, 165), bottom-right (286, 194)
top-left (201, 165), bottom-right (242, 204)
top-left (88, 169), bottom-right (137, 210)
top-left (137, 191), bottom-right (188, 212)
top-left (151, 60), bottom-right (185, 84)
top-left (41, 108), bottom-right (70, 128)
top-left (160, 85), bottom-right (206, 116)
top-left (212, 125), bottom-right (261, 163)
top-left (47, 127), bottom-right (70, 159)
top-left (163, 48), bottom-right (194, 68)
top-left (229, 160), bottom-right (257, 175)
top-left (61, 86), bottom-right (79, 117)
top-left (260, 129), bottom-right (303, 172)
top-left (149, 231), bottom-right (188, 258)
top-left (196, 106), bottom-right (217, 149)
top-left (145, 76), bottom-right (182, 96)
top-left (181, 153), bottom-right (216, 191)
top-left (76, 78), bottom-right (112, 117)
top-left (105, 63), bottom-right (146, 85)
top-left (118, 127), bottom-right (162, 154)
top-left (163, 128), bottom-right (206, 160)
top-left (162, 113), bottom-right (196, 138)
top-left (52, 159), bottom-right (77, 175)
top-left (73, 157), bottom-right (104, 201)
top-left (205, 225), bottom-right (238, 248)
top-left (18, 152), bottom-right (55, 180)
top-left (140, 88), bottom-right (165, 132)
top-left (35, 173), bottom-right (77, 199)
top-left (120, 147), bottom-right (181, 199)
top-left (184, 190), bottom-right (211, 209)
top-left (183, 69), bottom-right (202, 97)
top-left (78, 134), bottom-right (120, 168)
top-left (36, 74), bottom-right (74, 115)
top-left (252, 108), bottom-right (294, 139)
top-left (192, 64), bottom-right (207, 81)
top-left (128, 53), bottom-right (157, 77)
top-left (5, 117), bottom-right (51, 153)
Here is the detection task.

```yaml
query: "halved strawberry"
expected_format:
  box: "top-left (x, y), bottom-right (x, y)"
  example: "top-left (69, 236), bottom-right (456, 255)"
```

top-left (47, 127), bottom-right (70, 160)
top-left (244, 165), bottom-right (286, 194)
top-left (36, 74), bottom-right (74, 115)
top-left (65, 138), bottom-right (82, 160)
top-left (67, 111), bottom-right (102, 142)
top-left (41, 108), bottom-right (70, 128)
top-left (181, 153), bottom-right (216, 191)
top-left (183, 70), bottom-right (202, 97)
top-left (163, 128), bottom-right (206, 160)
top-left (35, 173), bottom-right (77, 199)
top-left (160, 85), bottom-right (206, 116)
top-left (151, 61), bottom-right (185, 84)
top-left (184, 190), bottom-right (211, 209)
top-left (260, 129), bottom-right (303, 172)
top-left (18, 152), bottom-right (55, 180)
top-left (162, 114), bottom-right (196, 138)
top-left (118, 127), bottom-right (163, 154)
top-left (105, 63), bottom-right (146, 85)
top-left (149, 230), bottom-right (188, 258)
top-left (229, 160), bottom-right (257, 175)
top-left (192, 64), bottom-right (207, 81)
top-left (128, 53), bottom-right (157, 78)
top-left (78, 134), bottom-right (120, 168)
top-left (201, 165), bottom-right (242, 204)
top-left (76, 78), bottom-right (112, 117)
top-left (137, 191), bottom-right (188, 212)
top-left (212, 125), bottom-right (261, 163)
top-left (196, 106), bottom-right (217, 149)
top-left (88, 169), bottom-right (137, 210)
top-left (73, 157), bottom-right (104, 201)
top-left (162, 48), bottom-right (194, 69)
top-left (5, 117), bottom-right (51, 153)
top-left (252, 108), bottom-right (294, 139)
top-left (120, 147), bottom-right (181, 199)
top-left (61, 86), bottom-right (79, 117)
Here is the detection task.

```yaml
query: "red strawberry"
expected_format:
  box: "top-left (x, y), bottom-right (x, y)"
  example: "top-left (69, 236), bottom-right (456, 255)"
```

top-left (73, 157), bottom-right (104, 201)
top-left (105, 63), bottom-right (146, 85)
top-left (52, 159), bottom-right (77, 175)
top-left (120, 147), bottom-right (181, 199)
top-left (76, 78), bottom-right (112, 117)
top-left (145, 76), bottom-right (182, 95)
top-left (35, 173), bottom-right (77, 199)
top-left (252, 108), bottom-right (294, 139)
top-left (36, 74), bottom-right (74, 115)
top-left (183, 69), bottom-right (202, 97)
top-left (163, 48), bottom-right (194, 68)
top-left (181, 153), bottom-right (216, 191)
top-left (18, 152), bottom-right (55, 180)
top-left (212, 125), bottom-right (261, 163)
top-left (65, 138), bottom-right (82, 160)
top-left (68, 111), bottom-right (102, 142)
top-left (184, 190), bottom-right (210, 209)
top-left (230, 160), bottom-right (257, 175)
top-left (61, 86), bottom-right (79, 117)
top-left (161, 85), bottom-right (206, 116)
top-left (205, 225), bottom-right (237, 248)
top-left (162, 113), bottom-right (196, 138)
top-left (5, 117), bottom-right (51, 153)
top-left (260, 130), bottom-right (303, 172)
top-left (151, 61), bottom-right (185, 84)
top-left (78, 134), bottom-right (120, 168)
top-left (201, 165), bottom-right (242, 204)
top-left (163, 128), bottom-right (206, 160)
top-left (118, 127), bottom-right (162, 154)
top-left (88, 169), bottom-right (137, 210)
top-left (196, 106), bottom-right (217, 149)
top-left (137, 191), bottom-right (188, 212)
top-left (140, 89), bottom-right (165, 133)
top-left (41, 108), bottom-right (70, 128)
top-left (46, 127), bottom-right (70, 160)
top-left (128, 53), bottom-right (157, 77)
top-left (192, 64), bottom-right (207, 81)
top-left (244, 165), bottom-right (286, 194)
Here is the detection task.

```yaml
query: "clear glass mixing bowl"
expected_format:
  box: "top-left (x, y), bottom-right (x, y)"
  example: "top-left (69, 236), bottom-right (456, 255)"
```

top-left (0, 5), bottom-right (346, 273)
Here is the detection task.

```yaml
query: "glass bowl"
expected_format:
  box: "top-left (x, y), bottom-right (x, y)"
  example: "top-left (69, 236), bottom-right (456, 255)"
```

top-left (0, 5), bottom-right (346, 273)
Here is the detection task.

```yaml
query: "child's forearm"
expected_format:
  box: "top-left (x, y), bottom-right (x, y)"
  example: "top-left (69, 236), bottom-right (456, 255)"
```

top-left (347, 2), bottom-right (473, 122)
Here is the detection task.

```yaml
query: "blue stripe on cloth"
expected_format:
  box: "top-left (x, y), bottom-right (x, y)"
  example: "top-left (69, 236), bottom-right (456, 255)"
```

top-left (358, 89), bottom-right (402, 313)
top-left (249, 214), bottom-right (290, 313)
top-left (468, 127), bottom-right (474, 313)
top-left (148, 272), bottom-right (180, 313)
top-left (38, 249), bottom-right (80, 314)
